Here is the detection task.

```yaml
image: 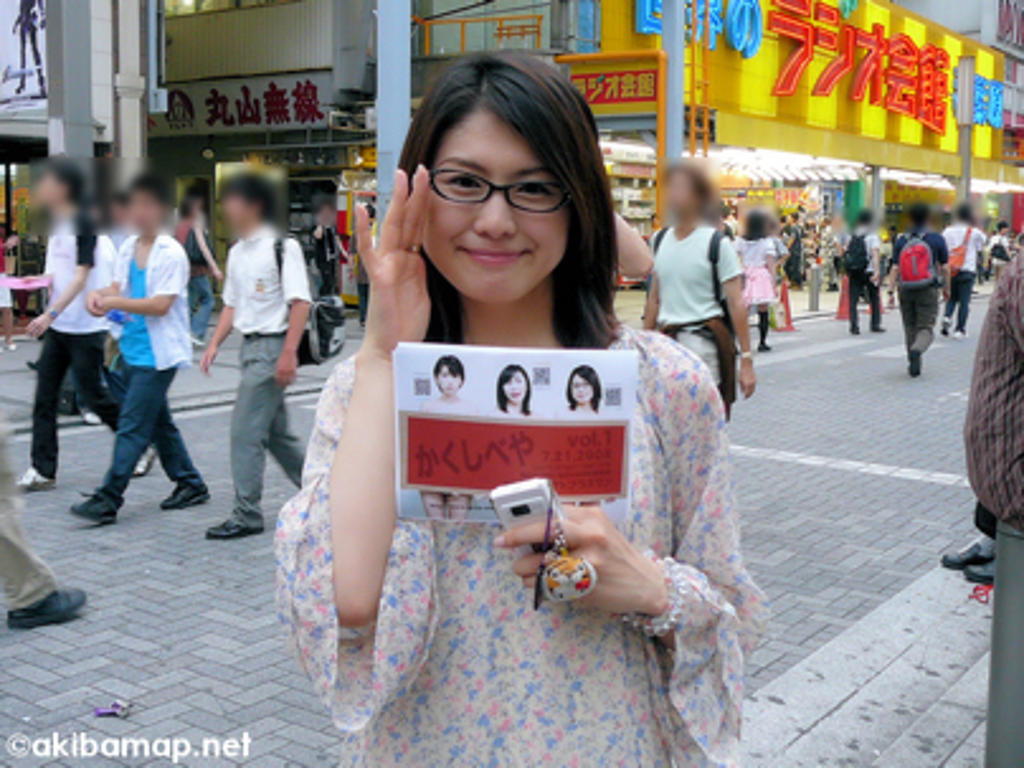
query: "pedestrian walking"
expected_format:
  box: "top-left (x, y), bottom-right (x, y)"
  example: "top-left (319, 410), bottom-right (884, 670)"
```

top-left (940, 203), bottom-right (986, 339)
top-left (311, 196), bottom-right (342, 297)
top-left (985, 220), bottom-right (1011, 284)
top-left (17, 159), bottom-right (121, 493)
top-left (845, 209), bottom-right (885, 335)
top-left (107, 191), bottom-right (133, 253)
top-left (200, 172), bottom-right (310, 540)
top-left (176, 194), bottom-right (221, 345)
top-left (0, 224), bottom-right (15, 352)
top-left (353, 204), bottom-right (373, 325)
top-left (644, 159), bottom-right (757, 419)
top-left (1, 411), bottom-right (87, 629)
top-left (890, 202), bottom-right (950, 377)
top-left (782, 211), bottom-right (805, 288)
top-left (71, 174), bottom-right (208, 525)
top-left (736, 208), bottom-right (777, 352)
top-left (275, 52), bottom-right (765, 766)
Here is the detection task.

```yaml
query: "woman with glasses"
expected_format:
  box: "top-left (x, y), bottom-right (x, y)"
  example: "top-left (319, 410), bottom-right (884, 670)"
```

top-left (276, 53), bottom-right (765, 766)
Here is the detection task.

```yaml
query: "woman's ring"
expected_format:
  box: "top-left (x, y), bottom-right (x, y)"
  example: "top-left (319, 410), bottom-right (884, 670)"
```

top-left (541, 554), bottom-right (598, 602)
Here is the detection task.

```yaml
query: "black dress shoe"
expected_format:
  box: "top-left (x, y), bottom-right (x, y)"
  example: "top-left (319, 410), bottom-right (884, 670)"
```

top-left (941, 540), bottom-right (996, 570)
top-left (758, 342), bottom-right (772, 352)
top-left (205, 519), bottom-right (264, 540)
top-left (850, 327), bottom-right (861, 335)
top-left (160, 483), bottom-right (210, 510)
top-left (964, 561), bottom-right (995, 585)
top-left (871, 326), bottom-right (886, 333)
top-left (70, 495), bottom-right (118, 525)
top-left (7, 588), bottom-right (87, 629)
top-left (908, 350), bottom-right (922, 378)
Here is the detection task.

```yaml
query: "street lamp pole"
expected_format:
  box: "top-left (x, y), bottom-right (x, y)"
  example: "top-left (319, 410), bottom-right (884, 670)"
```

top-left (661, 0), bottom-right (684, 166)
top-left (376, 0), bottom-right (411, 219)
top-left (955, 56), bottom-right (975, 201)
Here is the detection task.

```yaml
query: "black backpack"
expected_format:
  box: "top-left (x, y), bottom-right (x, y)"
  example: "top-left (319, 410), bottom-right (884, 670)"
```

top-left (844, 234), bottom-right (869, 273)
top-left (652, 227), bottom-right (733, 336)
top-left (274, 238), bottom-right (346, 366)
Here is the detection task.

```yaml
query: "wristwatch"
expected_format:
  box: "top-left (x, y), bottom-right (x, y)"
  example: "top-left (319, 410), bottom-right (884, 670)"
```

top-left (47, 309), bottom-right (59, 319)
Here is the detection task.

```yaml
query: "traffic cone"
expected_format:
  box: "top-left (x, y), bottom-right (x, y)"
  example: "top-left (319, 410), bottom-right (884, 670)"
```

top-left (776, 280), bottom-right (796, 332)
top-left (835, 275), bottom-right (850, 321)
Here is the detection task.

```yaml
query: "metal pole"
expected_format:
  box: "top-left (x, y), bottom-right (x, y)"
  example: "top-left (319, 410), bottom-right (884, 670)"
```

top-left (809, 263), bottom-right (821, 312)
top-left (376, 0), bottom-right (411, 219)
top-left (661, 0), bottom-right (684, 162)
top-left (869, 165), bottom-right (883, 222)
top-left (985, 521), bottom-right (1024, 767)
top-left (45, 0), bottom-right (94, 157)
top-left (956, 57), bottom-right (976, 201)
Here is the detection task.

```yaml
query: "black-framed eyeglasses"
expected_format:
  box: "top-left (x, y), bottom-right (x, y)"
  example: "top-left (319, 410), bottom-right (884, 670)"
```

top-left (429, 168), bottom-right (571, 214)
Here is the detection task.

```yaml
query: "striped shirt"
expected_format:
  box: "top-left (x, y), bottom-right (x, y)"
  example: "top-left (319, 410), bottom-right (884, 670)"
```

top-left (964, 254), bottom-right (1024, 528)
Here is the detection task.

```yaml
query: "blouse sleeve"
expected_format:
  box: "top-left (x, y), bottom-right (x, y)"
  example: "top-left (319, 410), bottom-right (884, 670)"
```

top-left (275, 360), bottom-right (438, 733)
top-left (641, 336), bottom-right (768, 765)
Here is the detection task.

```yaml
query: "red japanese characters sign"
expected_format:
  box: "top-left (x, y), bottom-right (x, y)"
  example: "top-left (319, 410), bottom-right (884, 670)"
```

top-left (768, 0), bottom-right (951, 134)
top-left (571, 69), bottom-right (659, 106)
top-left (401, 414), bottom-right (630, 499)
top-left (151, 73), bottom-right (331, 136)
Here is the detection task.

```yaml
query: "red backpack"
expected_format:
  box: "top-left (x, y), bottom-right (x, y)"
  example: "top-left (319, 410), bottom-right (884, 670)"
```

top-left (898, 233), bottom-right (937, 289)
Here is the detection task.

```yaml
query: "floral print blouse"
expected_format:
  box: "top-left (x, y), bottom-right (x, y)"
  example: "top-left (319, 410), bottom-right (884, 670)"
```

top-left (275, 327), bottom-right (767, 767)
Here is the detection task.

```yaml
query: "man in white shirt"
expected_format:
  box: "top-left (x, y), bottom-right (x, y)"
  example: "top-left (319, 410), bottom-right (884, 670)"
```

top-left (71, 174), bottom-right (208, 525)
top-left (18, 160), bottom-right (121, 492)
top-left (200, 172), bottom-right (310, 540)
top-left (845, 208), bottom-right (885, 335)
top-left (941, 203), bottom-right (987, 339)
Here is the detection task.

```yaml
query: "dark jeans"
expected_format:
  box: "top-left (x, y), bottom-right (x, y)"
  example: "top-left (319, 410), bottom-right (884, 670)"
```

top-left (96, 365), bottom-right (203, 509)
top-left (188, 274), bottom-right (214, 340)
top-left (848, 270), bottom-right (881, 332)
top-left (897, 286), bottom-right (939, 355)
top-left (31, 330), bottom-right (119, 478)
top-left (944, 271), bottom-right (975, 333)
top-left (357, 282), bottom-right (369, 324)
top-left (976, 501), bottom-right (998, 539)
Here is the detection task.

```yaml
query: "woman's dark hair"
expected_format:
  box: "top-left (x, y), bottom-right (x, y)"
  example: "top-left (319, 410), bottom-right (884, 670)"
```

top-left (433, 354), bottom-right (464, 382)
top-left (908, 202), bottom-right (930, 227)
top-left (222, 172), bottom-right (276, 222)
top-left (129, 172), bottom-right (172, 207)
top-left (179, 193), bottom-right (205, 220)
top-left (744, 209), bottom-right (768, 241)
top-left (954, 202), bottom-right (973, 224)
top-left (398, 52), bottom-right (618, 349)
top-left (496, 364), bottom-right (531, 415)
top-left (566, 364), bottom-right (601, 412)
top-left (857, 208), bottom-right (874, 227)
top-left (41, 158), bottom-right (86, 206)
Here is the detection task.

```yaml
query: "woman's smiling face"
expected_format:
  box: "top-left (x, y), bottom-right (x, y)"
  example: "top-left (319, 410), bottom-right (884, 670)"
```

top-left (422, 109), bottom-right (570, 307)
top-left (571, 374), bottom-right (594, 407)
top-left (503, 371), bottom-right (527, 405)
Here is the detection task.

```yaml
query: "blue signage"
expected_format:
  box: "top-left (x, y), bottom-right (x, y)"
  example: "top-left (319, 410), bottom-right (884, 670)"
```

top-left (953, 70), bottom-right (1005, 129)
top-left (636, 0), bottom-right (762, 59)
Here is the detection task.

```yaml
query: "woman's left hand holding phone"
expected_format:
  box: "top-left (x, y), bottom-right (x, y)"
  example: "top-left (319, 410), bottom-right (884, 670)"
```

top-left (495, 504), bottom-right (669, 617)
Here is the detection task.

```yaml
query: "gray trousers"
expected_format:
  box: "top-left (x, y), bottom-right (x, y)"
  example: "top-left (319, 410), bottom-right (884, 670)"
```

top-left (0, 413), bottom-right (59, 610)
top-left (231, 335), bottom-right (305, 528)
top-left (898, 286), bottom-right (939, 355)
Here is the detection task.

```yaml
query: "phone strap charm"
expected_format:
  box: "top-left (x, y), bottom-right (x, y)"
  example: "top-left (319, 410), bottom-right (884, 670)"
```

top-left (536, 506), bottom-right (598, 607)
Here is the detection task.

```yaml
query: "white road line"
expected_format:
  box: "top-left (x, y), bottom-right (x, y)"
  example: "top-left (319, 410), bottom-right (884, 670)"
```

top-left (754, 338), bottom-right (873, 367)
top-left (731, 444), bottom-right (969, 487)
top-left (10, 392), bottom-right (323, 444)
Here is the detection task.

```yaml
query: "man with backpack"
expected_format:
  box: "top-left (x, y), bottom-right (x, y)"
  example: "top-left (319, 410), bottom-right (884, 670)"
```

top-left (985, 220), bottom-right (1012, 284)
top-left (890, 202), bottom-right (950, 377)
top-left (941, 203), bottom-right (987, 339)
top-left (199, 173), bottom-right (310, 540)
top-left (845, 209), bottom-right (884, 335)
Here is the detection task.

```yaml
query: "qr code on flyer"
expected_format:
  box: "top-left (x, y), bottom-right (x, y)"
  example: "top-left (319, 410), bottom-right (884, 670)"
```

top-left (532, 367), bottom-right (551, 387)
top-left (414, 377), bottom-right (431, 396)
top-left (606, 387), bottom-right (622, 407)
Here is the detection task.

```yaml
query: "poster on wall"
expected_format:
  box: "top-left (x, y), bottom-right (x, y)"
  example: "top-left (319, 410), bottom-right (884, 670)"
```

top-left (0, 0), bottom-right (47, 112)
top-left (393, 342), bottom-right (638, 524)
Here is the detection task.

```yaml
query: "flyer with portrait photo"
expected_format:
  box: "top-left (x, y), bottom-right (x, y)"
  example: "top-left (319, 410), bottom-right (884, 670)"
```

top-left (393, 342), bottom-right (639, 524)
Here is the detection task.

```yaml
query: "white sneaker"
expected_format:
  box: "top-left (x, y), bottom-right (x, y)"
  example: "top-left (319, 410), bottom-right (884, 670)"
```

top-left (953, 330), bottom-right (966, 340)
top-left (81, 409), bottom-right (102, 426)
top-left (190, 335), bottom-right (205, 348)
top-left (133, 445), bottom-right (158, 477)
top-left (3, 343), bottom-right (14, 352)
top-left (17, 466), bottom-right (55, 492)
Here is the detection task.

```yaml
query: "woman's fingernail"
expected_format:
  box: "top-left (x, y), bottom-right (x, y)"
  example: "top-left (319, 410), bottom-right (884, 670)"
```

top-left (493, 534), bottom-right (506, 548)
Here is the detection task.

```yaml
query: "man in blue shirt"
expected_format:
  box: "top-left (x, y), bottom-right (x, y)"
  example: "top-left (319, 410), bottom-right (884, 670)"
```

top-left (72, 174), bottom-right (208, 524)
top-left (890, 202), bottom-right (951, 378)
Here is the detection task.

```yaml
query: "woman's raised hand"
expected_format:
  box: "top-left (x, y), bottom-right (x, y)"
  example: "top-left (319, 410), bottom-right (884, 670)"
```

top-left (357, 166), bottom-right (432, 361)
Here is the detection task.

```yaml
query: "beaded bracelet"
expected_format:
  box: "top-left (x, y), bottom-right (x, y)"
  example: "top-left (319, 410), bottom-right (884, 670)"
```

top-left (621, 552), bottom-right (688, 637)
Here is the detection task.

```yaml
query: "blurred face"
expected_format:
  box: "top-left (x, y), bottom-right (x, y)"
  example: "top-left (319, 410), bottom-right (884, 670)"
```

top-left (423, 108), bottom-right (569, 307)
top-left (665, 173), bottom-right (697, 218)
top-left (436, 366), bottom-right (463, 398)
top-left (571, 374), bottom-right (594, 407)
top-left (222, 193), bottom-right (260, 236)
top-left (503, 371), bottom-right (527, 406)
top-left (318, 206), bottom-right (335, 225)
top-left (33, 173), bottom-right (66, 210)
top-left (111, 202), bottom-right (130, 228)
top-left (130, 191), bottom-right (167, 236)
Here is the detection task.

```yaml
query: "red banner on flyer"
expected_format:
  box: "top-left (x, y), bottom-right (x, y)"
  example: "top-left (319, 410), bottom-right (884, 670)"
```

top-left (400, 413), bottom-right (629, 499)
